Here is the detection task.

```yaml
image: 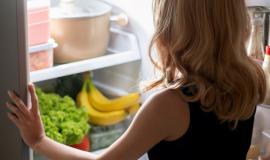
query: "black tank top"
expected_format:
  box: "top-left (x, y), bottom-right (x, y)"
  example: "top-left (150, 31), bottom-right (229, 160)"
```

top-left (147, 101), bottom-right (255, 160)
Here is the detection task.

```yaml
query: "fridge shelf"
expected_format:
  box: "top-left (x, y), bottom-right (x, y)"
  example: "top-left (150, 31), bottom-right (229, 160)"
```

top-left (30, 28), bottom-right (141, 83)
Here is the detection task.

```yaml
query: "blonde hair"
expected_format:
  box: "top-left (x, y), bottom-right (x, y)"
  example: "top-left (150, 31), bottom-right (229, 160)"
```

top-left (148, 0), bottom-right (266, 124)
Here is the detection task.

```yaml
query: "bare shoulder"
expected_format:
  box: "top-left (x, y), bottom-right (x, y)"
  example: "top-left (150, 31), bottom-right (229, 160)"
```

top-left (141, 88), bottom-right (190, 141)
top-left (144, 88), bottom-right (188, 114)
top-left (149, 88), bottom-right (186, 104)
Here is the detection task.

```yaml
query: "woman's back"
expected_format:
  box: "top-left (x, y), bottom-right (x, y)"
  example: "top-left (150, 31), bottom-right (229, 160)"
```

top-left (148, 101), bottom-right (255, 160)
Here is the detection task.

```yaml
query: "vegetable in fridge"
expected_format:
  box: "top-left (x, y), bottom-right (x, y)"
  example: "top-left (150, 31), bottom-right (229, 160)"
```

top-left (36, 88), bottom-right (90, 145)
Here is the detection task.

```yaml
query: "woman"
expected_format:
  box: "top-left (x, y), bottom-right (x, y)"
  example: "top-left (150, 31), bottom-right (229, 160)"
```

top-left (6, 0), bottom-right (265, 159)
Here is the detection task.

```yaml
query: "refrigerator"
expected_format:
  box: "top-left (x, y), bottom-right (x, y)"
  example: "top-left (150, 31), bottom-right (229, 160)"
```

top-left (0, 0), bottom-right (270, 159)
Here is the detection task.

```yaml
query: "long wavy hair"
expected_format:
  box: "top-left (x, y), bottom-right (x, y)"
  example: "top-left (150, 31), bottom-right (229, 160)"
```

top-left (147, 0), bottom-right (266, 124)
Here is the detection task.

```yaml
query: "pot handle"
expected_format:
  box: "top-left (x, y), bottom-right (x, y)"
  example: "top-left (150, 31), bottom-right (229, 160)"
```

top-left (110, 13), bottom-right (129, 26)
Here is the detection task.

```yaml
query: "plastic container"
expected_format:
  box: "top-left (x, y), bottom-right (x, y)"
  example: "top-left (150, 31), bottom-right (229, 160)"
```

top-left (27, 0), bottom-right (50, 46)
top-left (89, 119), bottom-right (129, 151)
top-left (29, 39), bottom-right (57, 71)
top-left (89, 126), bottom-right (125, 151)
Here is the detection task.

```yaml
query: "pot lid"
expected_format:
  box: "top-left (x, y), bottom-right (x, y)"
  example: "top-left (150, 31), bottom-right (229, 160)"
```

top-left (51, 0), bottom-right (112, 19)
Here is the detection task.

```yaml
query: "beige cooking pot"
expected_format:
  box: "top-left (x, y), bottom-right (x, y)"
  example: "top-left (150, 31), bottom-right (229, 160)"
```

top-left (51, 0), bottom-right (128, 64)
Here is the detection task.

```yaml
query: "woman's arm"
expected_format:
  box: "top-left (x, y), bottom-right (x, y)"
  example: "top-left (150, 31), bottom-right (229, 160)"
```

top-left (34, 136), bottom-right (97, 160)
top-left (6, 84), bottom-right (186, 160)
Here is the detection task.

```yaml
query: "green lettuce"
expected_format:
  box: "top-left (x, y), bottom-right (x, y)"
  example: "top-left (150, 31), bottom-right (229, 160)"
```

top-left (36, 88), bottom-right (90, 145)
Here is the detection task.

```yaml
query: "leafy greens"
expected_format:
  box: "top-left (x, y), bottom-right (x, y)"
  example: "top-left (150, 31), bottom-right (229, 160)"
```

top-left (36, 88), bottom-right (90, 145)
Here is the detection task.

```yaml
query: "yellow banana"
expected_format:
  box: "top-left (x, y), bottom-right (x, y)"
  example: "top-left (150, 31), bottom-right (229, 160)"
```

top-left (88, 79), bottom-right (140, 112)
top-left (77, 81), bottom-right (128, 126)
top-left (126, 103), bottom-right (141, 115)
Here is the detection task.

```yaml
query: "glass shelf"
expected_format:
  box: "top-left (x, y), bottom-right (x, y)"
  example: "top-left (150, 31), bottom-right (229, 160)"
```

top-left (30, 28), bottom-right (141, 83)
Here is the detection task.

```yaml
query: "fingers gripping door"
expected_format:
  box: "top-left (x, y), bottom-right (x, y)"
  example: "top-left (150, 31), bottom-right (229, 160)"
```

top-left (0, 0), bottom-right (29, 160)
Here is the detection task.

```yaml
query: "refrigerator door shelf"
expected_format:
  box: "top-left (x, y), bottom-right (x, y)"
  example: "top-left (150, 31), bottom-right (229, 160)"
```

top-left (30, 28), bottom-right (141, 83)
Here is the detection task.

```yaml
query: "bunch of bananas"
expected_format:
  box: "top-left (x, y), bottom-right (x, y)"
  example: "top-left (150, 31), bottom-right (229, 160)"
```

top-left (77, 79), bottom-right (141, 126)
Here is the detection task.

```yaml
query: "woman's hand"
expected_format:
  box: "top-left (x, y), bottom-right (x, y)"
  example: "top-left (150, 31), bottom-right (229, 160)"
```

top-left (6, 84), bottom-right (46, 149)
top-left (6, 84), bottom-right (98, 160)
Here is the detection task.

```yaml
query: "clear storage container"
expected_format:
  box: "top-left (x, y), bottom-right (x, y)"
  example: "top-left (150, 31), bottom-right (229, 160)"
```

top-left (89, 122), bottom-right (127, 151)
top-left (27, 0), bottom-right (50, 46)
top-left (29, 39), bottom-right (57, 71)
